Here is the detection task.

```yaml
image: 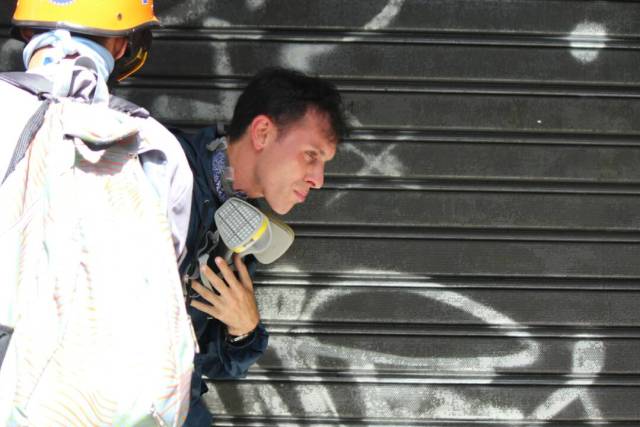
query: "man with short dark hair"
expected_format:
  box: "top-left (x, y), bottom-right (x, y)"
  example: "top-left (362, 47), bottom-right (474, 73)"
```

top-left (174, 67), bottom-right (347, 426)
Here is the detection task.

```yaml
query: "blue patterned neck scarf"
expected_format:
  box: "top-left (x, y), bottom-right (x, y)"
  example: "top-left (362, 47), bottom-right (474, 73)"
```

top-left (209, 136), bottom-right (247, 202)
top-left (23, 30), bottom-right (113, 104)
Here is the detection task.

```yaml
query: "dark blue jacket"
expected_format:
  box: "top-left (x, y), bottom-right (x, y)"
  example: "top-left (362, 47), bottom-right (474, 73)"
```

top-left (172, 127), bottom-right (269, 426)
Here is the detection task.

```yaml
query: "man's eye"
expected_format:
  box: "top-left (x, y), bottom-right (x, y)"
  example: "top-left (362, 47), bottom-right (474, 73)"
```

top-left (305, 152), bottom-right (316, 162)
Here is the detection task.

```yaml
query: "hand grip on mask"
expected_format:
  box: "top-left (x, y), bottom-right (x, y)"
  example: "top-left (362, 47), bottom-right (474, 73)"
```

top-left (214, 197), bottom-right (294, 264)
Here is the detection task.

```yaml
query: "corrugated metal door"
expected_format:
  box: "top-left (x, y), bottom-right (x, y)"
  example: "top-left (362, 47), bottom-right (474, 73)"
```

top-left (2, 1), bottom-right (640, 424)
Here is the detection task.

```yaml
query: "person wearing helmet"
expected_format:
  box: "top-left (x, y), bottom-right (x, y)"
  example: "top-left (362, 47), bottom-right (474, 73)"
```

top-left (1, 0), bottom-right (192, 256)
top-left (11, 0), bottom-right (158, 82)
top-left (0, 1), bottom-right (195, 425)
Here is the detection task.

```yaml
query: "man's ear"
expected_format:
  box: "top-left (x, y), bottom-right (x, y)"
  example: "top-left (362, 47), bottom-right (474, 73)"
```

top-left (249, 115), bottom-right (275, 151)
top-left (113, 37), bottom-right (128, 60)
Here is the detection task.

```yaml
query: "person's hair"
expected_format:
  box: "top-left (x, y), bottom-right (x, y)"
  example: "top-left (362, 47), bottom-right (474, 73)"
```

top-left (227, 67), bottom-right (347, 143)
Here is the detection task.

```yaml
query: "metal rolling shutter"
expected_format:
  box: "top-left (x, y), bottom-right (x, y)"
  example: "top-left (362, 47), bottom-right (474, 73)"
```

top-left (2, 1), bottom-right (640, 424)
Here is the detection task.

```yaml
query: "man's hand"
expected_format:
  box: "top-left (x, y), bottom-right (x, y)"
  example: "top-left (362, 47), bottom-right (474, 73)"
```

top-left (190, 254), bottom-right (260, 336)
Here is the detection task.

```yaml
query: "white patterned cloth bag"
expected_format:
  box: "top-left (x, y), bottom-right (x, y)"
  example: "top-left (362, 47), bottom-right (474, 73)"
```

top-left (0, 96), bottom-right (195, 426)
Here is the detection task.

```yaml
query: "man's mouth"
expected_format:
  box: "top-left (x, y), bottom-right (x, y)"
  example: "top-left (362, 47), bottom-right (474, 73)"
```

top-left (294, 190), bottom-right (308, 203)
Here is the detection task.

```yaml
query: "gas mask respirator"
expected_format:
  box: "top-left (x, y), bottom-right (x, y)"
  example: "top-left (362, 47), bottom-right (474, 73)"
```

top-left (190, 197), bottom-right (295, 296)
top-left (214, 197), bottom-right (295, 264)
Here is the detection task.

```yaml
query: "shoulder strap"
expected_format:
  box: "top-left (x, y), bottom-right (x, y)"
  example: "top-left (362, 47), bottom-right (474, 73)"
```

top-left (0, 72), bottom-right (53, 99)
top-left (1, 72), bottom-right (54, 184)
top-left (2, 100), bottom-right (52, 184)
top-left (0, 72), bottom-right (150, 118)
top-left (0, 72), bottom-right (151, 184)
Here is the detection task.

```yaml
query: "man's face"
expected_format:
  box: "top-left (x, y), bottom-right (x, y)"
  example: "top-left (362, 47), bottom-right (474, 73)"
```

top-left (255, 109), bottom-right (337, 215)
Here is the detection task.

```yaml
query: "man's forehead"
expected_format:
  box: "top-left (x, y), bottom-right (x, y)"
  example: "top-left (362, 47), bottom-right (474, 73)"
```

top-left (302, 109), bottom-right (339, 150)
top-left (279, 109), bottom-right (337, 154)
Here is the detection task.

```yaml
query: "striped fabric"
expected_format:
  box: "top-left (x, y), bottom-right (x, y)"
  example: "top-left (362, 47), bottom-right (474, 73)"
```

top-left (0, 100), bottom-right (195, 426)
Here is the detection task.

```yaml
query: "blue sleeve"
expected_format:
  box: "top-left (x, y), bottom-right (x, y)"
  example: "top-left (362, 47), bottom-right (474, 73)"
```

top-left (185, 308), bottom-right (269, 426)
top-left (193, 313), bottom-right (269, 379)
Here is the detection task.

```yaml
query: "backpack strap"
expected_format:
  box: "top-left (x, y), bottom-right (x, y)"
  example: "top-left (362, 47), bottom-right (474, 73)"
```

top-left (0, 72), bottom-right (55, 184)
top-left (0, 72), bottom-right (150, 184)
top-left (2, 99), bottom-right (52, 184)
top-left (0, 324), bottom-right (13, 371)
top-left (0, 72), bottom-right (150, 118)
top-left (0, 72), bottom-right (53, 99)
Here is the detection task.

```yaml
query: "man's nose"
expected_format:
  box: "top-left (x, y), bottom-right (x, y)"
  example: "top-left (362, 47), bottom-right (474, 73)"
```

top-left (306, 164), bottom-right (325, 189)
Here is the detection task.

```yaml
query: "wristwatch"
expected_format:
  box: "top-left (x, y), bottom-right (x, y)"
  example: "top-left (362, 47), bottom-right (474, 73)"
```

top-left (226, 328), bottom-right (254, 345)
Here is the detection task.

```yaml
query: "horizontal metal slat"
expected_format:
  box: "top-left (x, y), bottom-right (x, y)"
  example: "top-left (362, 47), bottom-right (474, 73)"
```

top-left (113, 87), bottom-right (640, 136)
top-left (328, 140), bottom-right (640, 183)
top-left (345, 128), bottom-right (640, 146)
top-left (289, 190), bottom-right (640, 231)
top-left (209, 416), bottom-right (640, 427)
top-left (290, 225), bottom-right (640, 244)
top-left (202, 382), bottom-right (640, 419)
top-left (262, 322), bottom-right (640, 339)
top-left (152, 0), bottom-right (640, 38)
top-left (258, 334), bottom-right (640, 376)
top-left (255, 273), bottom-right (640, 291)
top-left (222, 373), bottom-right (640, 387)
top-left (141, 39), bottom-right (640, 89)
top-left (5, 0), bottom-right (639, 37)
top-left (254, 285), bottom-right (640, 327)
top-left (259, 237), bottom-right (640, 278)
top-left (117, 73), bottom-right (640, 100)
top-left (320, 177), bottom-right (640, 195)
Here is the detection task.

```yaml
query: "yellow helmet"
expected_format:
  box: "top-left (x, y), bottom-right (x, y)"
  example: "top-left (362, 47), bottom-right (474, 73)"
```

top-left (12, 0), bottom-right (161, 80)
